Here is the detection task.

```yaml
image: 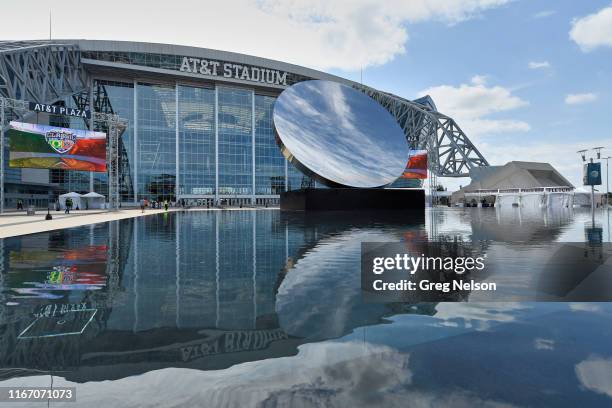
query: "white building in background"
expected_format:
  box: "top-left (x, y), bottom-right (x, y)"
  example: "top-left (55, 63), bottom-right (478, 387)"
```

top-left (451, 161), bottom-right (575, 208)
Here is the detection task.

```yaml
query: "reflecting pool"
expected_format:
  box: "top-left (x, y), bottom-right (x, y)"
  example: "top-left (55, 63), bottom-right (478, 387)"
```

top-left (0, 208), bottom-right (611, 407)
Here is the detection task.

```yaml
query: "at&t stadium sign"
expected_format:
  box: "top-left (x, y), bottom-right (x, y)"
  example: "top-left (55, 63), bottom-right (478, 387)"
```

top-left (179, 56), bottom-right (288, 86)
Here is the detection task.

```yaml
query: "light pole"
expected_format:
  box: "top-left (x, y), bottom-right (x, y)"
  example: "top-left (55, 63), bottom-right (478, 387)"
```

top-left (0, 99), bottom-right (5, 214)
top-left (594, 147), bottom-right (604, 211)
top-left (603, 156), bottom-right (611, 208)
top-left (577, 150), bottom-right (591, 216)
top-left (578, 147), bottom-right (606, 220)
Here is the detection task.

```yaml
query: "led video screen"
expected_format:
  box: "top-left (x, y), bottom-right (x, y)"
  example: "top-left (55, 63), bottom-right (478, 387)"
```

top-left (8, 121), bottom-right (107, 172)
top-left (401, 149), bottom-right (427, 179)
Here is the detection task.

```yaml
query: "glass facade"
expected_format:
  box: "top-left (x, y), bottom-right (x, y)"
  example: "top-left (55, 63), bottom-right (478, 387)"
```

top-left (89, 81), bottom-right (316, 204)
top-left (178, 85), bottom-right (216, 196)
top-left (217, 87), bottom-right (252, 196)
top-left (136, 83), bottom-right (176, 201)
top-left (76, 80), bottom-right (391, 205)
top-left (287, 163), bottom-right (313, 191)
top-left (255, 95), bottom-right (285, 195)
top-left (97, 80), bottom-right (135, 201)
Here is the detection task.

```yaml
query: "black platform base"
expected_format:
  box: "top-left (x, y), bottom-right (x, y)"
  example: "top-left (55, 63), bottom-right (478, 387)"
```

top-left (280, 188), bottom-right (425, 211)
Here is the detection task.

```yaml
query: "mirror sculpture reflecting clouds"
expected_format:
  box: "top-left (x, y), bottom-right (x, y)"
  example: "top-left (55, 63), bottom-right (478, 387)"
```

top-left (273, 80), bottom-right (408, 188)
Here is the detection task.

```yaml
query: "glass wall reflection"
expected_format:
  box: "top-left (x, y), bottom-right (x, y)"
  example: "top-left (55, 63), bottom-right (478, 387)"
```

top-left (137, 83), bottom-right (177, 201)
top-left (218, 87), bottom-right (252, 196)
top-left (255, 95), bottom-right (285, 195)
top-left (178, 85), bottom-right (216, 197)
top-left (0, 211), bottom-right (427, 381)
top-left (1, 208), bottom-right (603, 383)
top-left (74, 81), bottom-right (321, 203)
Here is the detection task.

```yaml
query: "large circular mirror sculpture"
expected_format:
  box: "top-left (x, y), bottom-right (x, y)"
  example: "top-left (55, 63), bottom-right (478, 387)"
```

top-left (273, 80), bottom-right (409, 188)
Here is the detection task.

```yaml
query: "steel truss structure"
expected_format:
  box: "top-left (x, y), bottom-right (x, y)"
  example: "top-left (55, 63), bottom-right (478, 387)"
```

top-left (0, 41), bottom-right (127, 213)
top-left (96, 112), bottom-right (128, 211)
top-left (358, 86), bottom-right (489, 178)
top-left (74, 85), bottom-right (134, 200)
top-left (0, 41), bottom-right (87, 104)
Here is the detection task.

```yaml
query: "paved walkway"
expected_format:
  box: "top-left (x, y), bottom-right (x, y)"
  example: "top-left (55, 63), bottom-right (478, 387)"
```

top-left (0, 206), bottom-right (280, 238)
top-left (0, 208), bottom-right (178, 238)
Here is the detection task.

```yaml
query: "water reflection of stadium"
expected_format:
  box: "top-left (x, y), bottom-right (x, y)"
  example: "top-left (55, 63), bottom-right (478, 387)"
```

top-left (0, 211), bottom-right (441, 382)
top-left (0, 208), bottom-right (581, 381)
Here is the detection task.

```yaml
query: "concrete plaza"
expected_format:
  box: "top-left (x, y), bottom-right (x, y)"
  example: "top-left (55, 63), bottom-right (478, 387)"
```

top-left (0, 206), bottom-right (279, 238)
top-left (0, 208), bottom-right (177, 238)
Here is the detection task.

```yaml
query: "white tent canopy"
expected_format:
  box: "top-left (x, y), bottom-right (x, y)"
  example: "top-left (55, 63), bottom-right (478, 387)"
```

top-left (82, 192), bottom-right (106, 209)
top-left (58, 192), bottom-right (83, 210)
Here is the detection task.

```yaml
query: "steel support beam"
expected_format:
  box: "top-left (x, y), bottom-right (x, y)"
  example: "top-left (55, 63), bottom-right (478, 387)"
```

top-left (357, 85), bottom-right (489, 178)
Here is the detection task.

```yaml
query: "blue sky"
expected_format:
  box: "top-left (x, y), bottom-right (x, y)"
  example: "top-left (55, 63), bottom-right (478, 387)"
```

top-left (1, 0), bottom-right (610, 189)
top-left (326, 0), bottom-right (611, 189)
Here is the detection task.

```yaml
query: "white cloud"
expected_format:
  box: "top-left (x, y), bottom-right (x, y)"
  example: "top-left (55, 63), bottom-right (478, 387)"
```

top-left (534, 338), bottom-right (555, 350)
top-left (0, 341), bottom-right (521, 407)
top-left (569, 303), bottom-right (602, 313)
top-left (565, 92), bottom-right (598, 105)
top-left (576, 357), bottom-right (612, 398)
top-left (533, 10), bottom-right (556, 19)
top-left (528, 61), bottom-right (551, 69)
top-left (419, 75), bottom-right (529, 137)
top-left (432, 302), bottom-right (530, 331)
top-left (0, 0), bottom-right (511, 71)
top-left (570, 6), bottom-right (612, 51)
top-left (470, 74), bottom-right (488, 85)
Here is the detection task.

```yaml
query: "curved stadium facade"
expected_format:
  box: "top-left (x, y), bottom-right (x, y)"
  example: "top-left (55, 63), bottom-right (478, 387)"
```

top-left (0, 40), bottom-right (488, 207)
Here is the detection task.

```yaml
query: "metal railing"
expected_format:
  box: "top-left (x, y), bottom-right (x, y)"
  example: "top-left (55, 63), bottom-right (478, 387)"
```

top-left (464, 186), bottom-right (574, 196)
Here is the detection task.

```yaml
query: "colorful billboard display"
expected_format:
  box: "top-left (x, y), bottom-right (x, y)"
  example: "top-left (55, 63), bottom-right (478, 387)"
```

top-left (401, 149), bottom-right (427, 179)
top-left (8, 121), bottom-right (107, 172)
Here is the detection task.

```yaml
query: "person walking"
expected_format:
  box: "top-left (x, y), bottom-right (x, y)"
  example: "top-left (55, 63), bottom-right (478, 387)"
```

top-left (65, 197), bottom-right (73, 214)
top-left (140, 198), bottom-right (145, 213)
top-left (164, 200), bottom-right (169, 211)
top-left (16, 199), bottom-right (23, 211)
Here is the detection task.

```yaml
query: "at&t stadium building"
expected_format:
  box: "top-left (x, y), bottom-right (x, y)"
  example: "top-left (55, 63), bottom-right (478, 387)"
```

top-left (0, 40), bottom-right (487, 207)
